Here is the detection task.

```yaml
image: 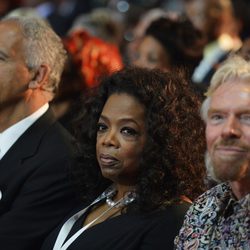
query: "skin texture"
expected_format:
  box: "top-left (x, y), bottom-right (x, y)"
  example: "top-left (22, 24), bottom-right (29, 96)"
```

top-left (0, 19), bottom-right (52, 132)
top-left (0, 21), bottom-right (32, 112)
top-left (206, 80), bottom-right (250, 198)
top-left (96, 94), bottom-right (146, 194)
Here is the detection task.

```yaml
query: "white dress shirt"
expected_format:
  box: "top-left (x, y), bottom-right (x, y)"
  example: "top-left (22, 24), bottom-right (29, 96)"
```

top-left (0, 103), bottom-right (49, 160)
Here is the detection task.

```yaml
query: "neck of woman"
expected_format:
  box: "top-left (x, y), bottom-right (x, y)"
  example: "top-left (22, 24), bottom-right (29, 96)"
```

top-left (114, 183), bottom-right (136, 201)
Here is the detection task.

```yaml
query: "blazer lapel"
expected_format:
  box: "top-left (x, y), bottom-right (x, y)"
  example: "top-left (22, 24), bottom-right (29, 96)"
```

top-left (0, 109), bottom-right (56, 169)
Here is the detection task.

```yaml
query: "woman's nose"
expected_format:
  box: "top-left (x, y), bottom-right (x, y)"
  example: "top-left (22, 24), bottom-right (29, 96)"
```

top-left (102, 130), bottom-right (119, 147)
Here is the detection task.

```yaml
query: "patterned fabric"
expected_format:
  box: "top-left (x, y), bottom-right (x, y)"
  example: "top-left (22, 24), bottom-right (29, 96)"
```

top-left (175, 183), bottom-right (250, 249)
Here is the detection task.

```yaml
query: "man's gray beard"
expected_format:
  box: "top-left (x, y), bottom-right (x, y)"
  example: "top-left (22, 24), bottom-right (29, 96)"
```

top-left (205, 151), bottom-right (222, 183)
top-left (205, 150), bottom-right (250, 183)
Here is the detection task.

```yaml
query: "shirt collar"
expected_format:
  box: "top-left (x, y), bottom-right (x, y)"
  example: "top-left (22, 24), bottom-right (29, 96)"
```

top-left (218, 183), bottom-right (250, 217)
top-left (0, 103), bottom-right (49, 160)
top-left (225, 183), bottom-right (250, 210)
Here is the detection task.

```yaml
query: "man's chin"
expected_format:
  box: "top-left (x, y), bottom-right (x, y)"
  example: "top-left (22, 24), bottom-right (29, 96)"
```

top-left (206, 151), bottom-right (249, 182)
top-left (205, 151), bottom-right (221, 183)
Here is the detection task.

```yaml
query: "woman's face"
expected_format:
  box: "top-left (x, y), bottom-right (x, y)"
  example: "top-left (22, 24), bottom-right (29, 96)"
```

top-left (133, 35), bottom-right (170, 71)
top-left (96, 93), bottom-right (146, 185)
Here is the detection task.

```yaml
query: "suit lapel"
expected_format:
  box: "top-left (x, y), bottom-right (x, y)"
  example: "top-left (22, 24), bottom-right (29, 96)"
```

top-left (0, 109), bottom-right (56, 168)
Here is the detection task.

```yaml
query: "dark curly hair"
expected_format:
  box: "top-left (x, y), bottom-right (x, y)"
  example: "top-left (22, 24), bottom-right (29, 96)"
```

top-left (145, 16), bottom-right (204, 76)
top-left (73, 67), bottom-right (206, 213)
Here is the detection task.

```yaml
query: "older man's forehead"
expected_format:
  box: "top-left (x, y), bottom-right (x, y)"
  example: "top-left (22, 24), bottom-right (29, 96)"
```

top-left (213, 79), bottom-right (250, 96)
top-left (208, 80), bottom-right (250, 113)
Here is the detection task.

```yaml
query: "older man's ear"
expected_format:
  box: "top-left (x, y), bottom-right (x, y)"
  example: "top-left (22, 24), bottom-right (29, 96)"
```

top-left (28, 64), bottom-right (50, 90)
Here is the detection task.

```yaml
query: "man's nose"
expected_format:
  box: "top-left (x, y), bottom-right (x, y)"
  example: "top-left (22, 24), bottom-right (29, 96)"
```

top-left (221, 116), bottom-right (241, 139)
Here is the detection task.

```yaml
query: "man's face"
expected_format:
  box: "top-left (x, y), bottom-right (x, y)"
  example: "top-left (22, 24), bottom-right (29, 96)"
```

top-left (206, 80), bottom-right (250, 182)
top-left (0, 20), bottom-right (32, 110)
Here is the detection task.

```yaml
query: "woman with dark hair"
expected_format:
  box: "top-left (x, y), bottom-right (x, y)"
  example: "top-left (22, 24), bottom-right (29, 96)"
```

top-left (41, 67), bottom-right (206, 250)
top-left (133, 16), bottom-right (204, 77)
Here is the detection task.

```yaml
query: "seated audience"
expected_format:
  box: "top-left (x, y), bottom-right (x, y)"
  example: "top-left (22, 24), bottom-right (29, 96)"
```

top-left (132, 16), bottom-right (204, 77)
top-left (187, 0), bottom-right (243, 87)
top-left (69, 7), bottom-right (124, 46)
top-left (51, 29), bottom-right (124, 131)
top-left (132, 15), bottom-right (206, 97)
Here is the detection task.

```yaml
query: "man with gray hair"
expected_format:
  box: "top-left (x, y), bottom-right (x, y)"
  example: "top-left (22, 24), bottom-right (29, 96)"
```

top-left (0, 16), bottom-right (77, 249)
top-left (175, 55), bottom-right (250, 249)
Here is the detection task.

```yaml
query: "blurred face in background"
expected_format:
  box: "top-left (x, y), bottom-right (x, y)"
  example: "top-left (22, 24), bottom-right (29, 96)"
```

top-left (185, 0), bottom-right (239, 43)
top-left (133, 35), bottom-right (170, 71)
top-left (184, 0), bottom-right (206, 32)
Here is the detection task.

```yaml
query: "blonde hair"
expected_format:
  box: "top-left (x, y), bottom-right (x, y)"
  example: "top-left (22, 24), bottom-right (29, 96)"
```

top-left (201, 55), bottom-right (250, 121)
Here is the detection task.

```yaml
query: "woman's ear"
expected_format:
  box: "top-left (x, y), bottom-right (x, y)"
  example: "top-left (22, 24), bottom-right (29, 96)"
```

top-left (28, 64), bottom-right (50, 90)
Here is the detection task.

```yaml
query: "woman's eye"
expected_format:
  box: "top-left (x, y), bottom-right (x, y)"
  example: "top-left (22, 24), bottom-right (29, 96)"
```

top-left (121, 127), bottom-right (138, 136)
top-left (97, 123), bottom-right (107, 132)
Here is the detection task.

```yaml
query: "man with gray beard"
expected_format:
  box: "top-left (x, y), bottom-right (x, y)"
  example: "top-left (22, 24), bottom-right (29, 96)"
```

top-left (175, 55), bottom-right (250, 249)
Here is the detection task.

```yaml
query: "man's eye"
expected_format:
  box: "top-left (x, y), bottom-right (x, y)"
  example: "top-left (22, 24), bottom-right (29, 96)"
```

top-left (121, 127), bottom-right (138, 136)
top-left (97, 123), bottom-right (107, 132)
top-left (211, 114), bottom-right (223, 120)
top-left (209, 114), bottom-right (224, 124)
top-left (240, 114), bottom-right (250, 123)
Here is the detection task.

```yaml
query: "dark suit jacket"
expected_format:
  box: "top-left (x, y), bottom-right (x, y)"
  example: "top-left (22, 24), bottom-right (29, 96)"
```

top-left (0, 109), bottom-right (78, 250)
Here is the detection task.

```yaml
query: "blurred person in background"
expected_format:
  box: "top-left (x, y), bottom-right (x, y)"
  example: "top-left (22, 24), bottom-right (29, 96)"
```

top-left (132, 15), bottom-right (204, 77)
top-left (185, 0), bottom-right (243, 87)
top-left (69, 7), bottom-right (124, 46)
top-left (131, 15), bottom-right (206, 96)
top-left (125, 8), bottom-right (169, 65)
top-left (21, 0), bottom-right (92, 36)
top-left (51, 28), bottom-right (123, 132)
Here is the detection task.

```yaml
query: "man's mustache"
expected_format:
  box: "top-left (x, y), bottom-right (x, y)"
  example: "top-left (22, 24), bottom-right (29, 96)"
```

top-left (215, 138), bottom-right (250, 151)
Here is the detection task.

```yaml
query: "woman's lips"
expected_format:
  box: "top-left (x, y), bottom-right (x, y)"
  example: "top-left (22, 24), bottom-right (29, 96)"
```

top-left (99, 154), bottom-right (119, 167)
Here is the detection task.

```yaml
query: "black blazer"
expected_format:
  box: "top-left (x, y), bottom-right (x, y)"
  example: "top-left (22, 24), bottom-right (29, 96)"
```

top-left (0, 109), bottom-right (78, 250)
top-left (41, 203), bottom-right (190, 250)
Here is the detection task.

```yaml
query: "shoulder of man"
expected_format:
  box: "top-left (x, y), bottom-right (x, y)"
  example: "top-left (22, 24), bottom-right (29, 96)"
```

top-left (174, 183), bottom-right (230, 249)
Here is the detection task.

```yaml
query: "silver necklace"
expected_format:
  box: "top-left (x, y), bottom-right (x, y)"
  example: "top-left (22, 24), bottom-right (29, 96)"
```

top-left (53, 185), bottom-right (136, 250)
top-left (105, 187), bottom-right (136, 208)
